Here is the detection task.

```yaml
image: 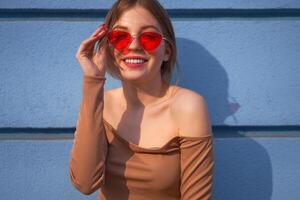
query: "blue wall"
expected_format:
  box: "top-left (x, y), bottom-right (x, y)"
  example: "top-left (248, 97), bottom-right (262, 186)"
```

top-left (1, 138), bottom-right (300, 199)
top-left (1, 0), bottom-right (300, 199)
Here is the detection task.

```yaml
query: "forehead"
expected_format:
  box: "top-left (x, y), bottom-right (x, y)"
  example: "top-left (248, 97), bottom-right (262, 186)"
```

top-left (113, 5), bottom-right (162, 32)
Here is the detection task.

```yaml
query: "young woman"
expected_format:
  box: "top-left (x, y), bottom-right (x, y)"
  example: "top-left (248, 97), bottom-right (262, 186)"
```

top-left (69, 0), bottom-right (214, 199)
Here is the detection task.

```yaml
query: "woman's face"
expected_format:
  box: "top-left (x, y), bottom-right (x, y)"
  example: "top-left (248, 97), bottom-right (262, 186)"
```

top-left (109, 5), bottom-right (170, 83)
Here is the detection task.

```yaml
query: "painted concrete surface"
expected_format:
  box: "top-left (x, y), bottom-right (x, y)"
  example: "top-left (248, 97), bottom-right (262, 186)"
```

top-left (1, 20), bottom-right (300, 127)
top-left (1, 0), bottom-right (300, 9)
top-left (1, 1), bottom-right (299, 200)
top-left (0, 137), bottom-right (299, 200)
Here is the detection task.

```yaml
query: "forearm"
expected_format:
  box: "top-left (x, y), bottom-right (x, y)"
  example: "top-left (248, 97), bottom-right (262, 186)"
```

top-left (69, 74), bottom-right (108, 195)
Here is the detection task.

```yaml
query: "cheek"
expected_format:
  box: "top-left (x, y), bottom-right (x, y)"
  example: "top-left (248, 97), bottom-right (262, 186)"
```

top-left (151, 47), bottom-right (166, 64)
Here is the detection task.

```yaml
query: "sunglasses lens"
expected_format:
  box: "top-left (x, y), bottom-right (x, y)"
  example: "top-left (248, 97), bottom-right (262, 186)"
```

top-left (108, 31), bottom-right (131, 51)
top-left (108, 31), bottom-right (163, 52)
top-left (140, 32), bottom-right (162, 51)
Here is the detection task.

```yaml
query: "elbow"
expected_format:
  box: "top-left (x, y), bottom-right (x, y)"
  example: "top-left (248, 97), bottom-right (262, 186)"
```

top-left (74, 184), bottom-right (96, 195)
top-left (69, 167), bottom-right (105, 195)
top-left (78, 187), bottom-right (97, 196)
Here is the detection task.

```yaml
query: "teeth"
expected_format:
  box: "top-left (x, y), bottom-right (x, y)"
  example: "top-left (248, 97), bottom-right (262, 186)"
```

top-left (124, 59), bottom-right (146, 64)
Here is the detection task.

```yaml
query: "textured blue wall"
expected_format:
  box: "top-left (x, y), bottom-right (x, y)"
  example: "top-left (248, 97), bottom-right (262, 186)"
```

top-left (1, 0), bottom-right (300, 199)
top-left (1, 0), bottom-right (300, 8)
top-left (1, 138), bottom-right (300, 200)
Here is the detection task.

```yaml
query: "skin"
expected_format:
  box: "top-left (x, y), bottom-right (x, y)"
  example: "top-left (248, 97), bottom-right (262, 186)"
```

top-left (102, 4), bottom-right (212, 148)
top-left (110, 5), bottom-right (172, 110)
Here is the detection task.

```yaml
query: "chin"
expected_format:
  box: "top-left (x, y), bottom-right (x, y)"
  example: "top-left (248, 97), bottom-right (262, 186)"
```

top-left (119, 61), bottom-right (148, 73)
top-left (121, 73), bottom-right (146, 81)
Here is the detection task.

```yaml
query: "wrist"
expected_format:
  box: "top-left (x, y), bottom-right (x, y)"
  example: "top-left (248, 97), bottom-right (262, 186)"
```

top-left (83, 73), bottom-right (106, 81)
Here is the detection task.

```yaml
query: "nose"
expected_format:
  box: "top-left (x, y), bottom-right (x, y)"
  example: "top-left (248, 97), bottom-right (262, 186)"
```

top-left (127, 35), bottom-right (142, 50)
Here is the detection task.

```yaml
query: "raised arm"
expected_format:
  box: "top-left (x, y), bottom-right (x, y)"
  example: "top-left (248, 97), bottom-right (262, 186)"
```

top-left (69, 74), bottom-right (108, 195)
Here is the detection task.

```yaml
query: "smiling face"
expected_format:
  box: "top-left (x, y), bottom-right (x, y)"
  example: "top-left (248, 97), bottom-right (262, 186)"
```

top-left (108, 4), bottom-right (171, 83)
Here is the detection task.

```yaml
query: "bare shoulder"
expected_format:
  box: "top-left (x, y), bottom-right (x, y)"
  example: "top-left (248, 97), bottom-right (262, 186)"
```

top-left (170, 87), bottom-right (212, 137)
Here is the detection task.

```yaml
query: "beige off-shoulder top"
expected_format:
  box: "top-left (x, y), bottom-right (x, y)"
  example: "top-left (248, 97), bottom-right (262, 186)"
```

top-left (69, 75), bottom-right (214, 200)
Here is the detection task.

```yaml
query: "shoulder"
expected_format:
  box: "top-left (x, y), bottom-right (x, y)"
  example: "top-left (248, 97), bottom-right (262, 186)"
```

top-left (170, 87), bottom-right (212, 137)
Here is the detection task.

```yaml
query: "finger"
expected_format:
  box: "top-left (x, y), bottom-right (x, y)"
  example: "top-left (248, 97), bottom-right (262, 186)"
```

top-left (95, 43), bottom-right (105, 56)
top-left (93, 28), bottom-right (107, 39)
top-left (77, 27), bottom-right (107, 55)
top-left (77, 38), bottom-right (96, 53)
top-left (82, 29), bottom-right (106, 48)
top-left (91, 24), bottom-right (107, 37)
top-left (92, 24), bottom-right (105, 34)
top-left (90, 30), bottom-right (107, 47)
top-left (91, 26), bottom-right (104, 37)
top-left (77, 35), bottom-right (105, 57)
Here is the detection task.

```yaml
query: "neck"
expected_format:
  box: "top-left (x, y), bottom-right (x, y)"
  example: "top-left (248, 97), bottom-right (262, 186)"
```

top-left (121, 77), bottom-right (169, 110)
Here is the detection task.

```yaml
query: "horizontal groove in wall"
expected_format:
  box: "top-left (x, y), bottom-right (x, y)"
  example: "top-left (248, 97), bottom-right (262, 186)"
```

top-left (0, 126), bottom-right (300, 140)
top-left (0, 8), bottom-right (300, 20)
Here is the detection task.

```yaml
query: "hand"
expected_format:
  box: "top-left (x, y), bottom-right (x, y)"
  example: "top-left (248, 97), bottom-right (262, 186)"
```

top-left (75, 24), bottom-right (108, 77)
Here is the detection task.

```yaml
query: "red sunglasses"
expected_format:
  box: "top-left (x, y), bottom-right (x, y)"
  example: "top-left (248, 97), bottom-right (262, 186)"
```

top-left (107, 30), bottom-right (167, 52)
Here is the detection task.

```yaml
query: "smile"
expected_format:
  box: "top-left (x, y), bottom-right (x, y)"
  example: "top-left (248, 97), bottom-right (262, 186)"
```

top-left (122, 58), bottom-right (148, 69)
top-left (124, 58), bottom-right (147, 64)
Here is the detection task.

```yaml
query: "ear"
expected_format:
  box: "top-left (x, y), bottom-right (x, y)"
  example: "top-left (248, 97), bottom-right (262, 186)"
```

top-left (163, 43), bottom-right (171, 62)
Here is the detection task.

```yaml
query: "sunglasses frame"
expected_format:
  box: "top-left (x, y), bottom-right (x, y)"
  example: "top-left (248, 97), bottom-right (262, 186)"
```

top-left (107, 30), bottom-right (169, 52)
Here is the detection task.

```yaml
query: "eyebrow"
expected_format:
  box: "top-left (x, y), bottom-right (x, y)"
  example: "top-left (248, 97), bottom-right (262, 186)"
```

top-left (112, 25), bottom-right (160, 32)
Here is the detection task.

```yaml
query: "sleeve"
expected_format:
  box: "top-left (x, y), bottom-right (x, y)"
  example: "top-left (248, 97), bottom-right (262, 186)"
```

top-left (69, 74), bottom-right (108, 195)
top-left (180, 136), bottom-right (214, 200)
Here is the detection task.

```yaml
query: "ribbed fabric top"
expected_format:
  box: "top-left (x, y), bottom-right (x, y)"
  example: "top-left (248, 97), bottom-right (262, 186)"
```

top-left (69, 75), bottom-right (214, 200)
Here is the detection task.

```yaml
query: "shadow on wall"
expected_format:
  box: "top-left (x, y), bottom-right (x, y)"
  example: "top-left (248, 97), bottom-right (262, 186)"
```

top-left (175, 37), bottom-right (230, 125)
top-left (175, 37), bottom-right (273, 200)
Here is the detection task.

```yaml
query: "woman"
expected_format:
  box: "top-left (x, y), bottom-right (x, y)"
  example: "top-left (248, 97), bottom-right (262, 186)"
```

top-left (69, 0), bottom-right (214, 199)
